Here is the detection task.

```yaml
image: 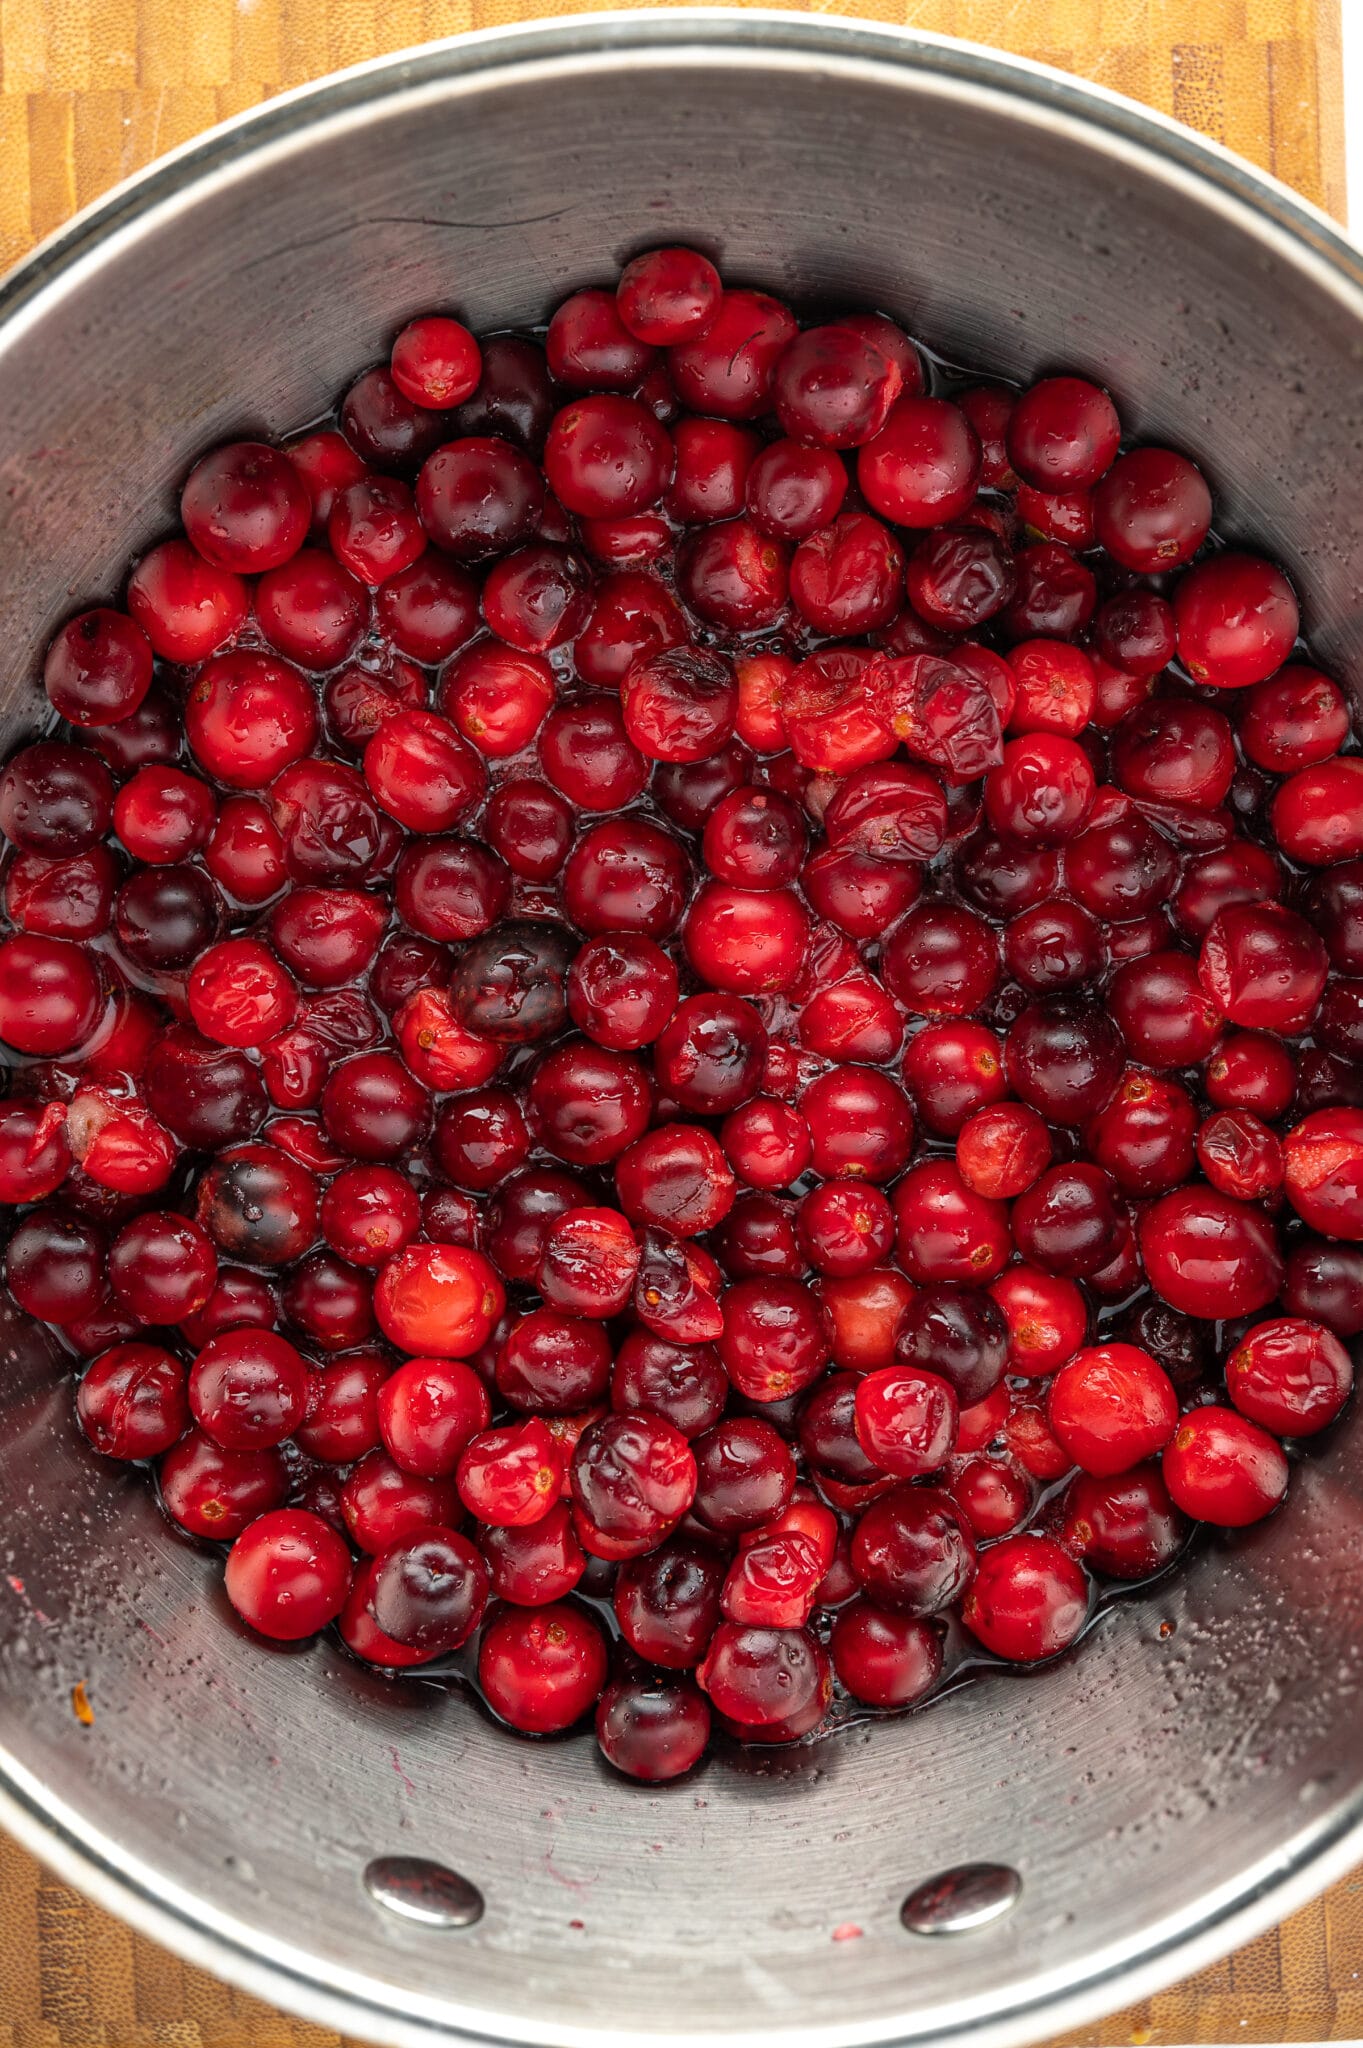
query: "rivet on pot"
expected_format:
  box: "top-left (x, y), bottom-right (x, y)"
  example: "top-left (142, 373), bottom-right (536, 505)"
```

top-left (900, 1862), bottom-right (1022, 1936)
top-left (364, 1855), bottom-right (485, 1928)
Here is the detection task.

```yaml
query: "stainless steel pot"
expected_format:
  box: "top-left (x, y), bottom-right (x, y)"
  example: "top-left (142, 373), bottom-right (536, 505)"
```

top-left (3, 14), bottom-right (1363, 2047)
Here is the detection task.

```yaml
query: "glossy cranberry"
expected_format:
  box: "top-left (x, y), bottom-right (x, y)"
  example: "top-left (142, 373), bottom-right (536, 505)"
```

top-left (184, 651), bottom-right (317, 791)
top-left (542, 394), bottom-right (672, 521)
top-left (1085, 1068), bottom-right (1197, 1197)
top-left (360, 711), bottom-right (484, 836)
top-left (828, 1600), bottom-right (941, 1708)
top-left (1139, 1185), bottom-right (1282, 1316)
top-left (1006, 377), bottom-right (1119, 491)
top-left (0, 741), bottom-right (113, 858)
top-left (854, 1366), bottom-right (958, 1479)
top-left (160, 1431), bottom-right (287, 1540)
top-left (1045, 1343), bottom-right (1177, 1478)
top-left (691, 1415), bottom-right (795, 1534)
top-left (984, 734), bottom-right (1095, 846)
top-left (1272, 755), bottom-right (1363, 867)
top-left (443, 335), bottom-right (554, 453)
top-left (181, 440), bottom-right (309, 573)
top-left (5, 844), bottom-right (114, 944)
top-left (1091, 589), bottom-right (1176, 678)
top-left (535, 1206), bottom-right (639, 1319)
top-left (666, 289), bottom-right (796, 419)
top-left (740, 439), bottom-right (845, 543)
top-left (340, 1448), bottom-right (460, 1553)
top-left (107, 1210), bottom-right (216, 1325)
top-left (958, 1532), bottom-right (1088, 1662)
top-left (5, 1207), bottom-right (102, 1324)
top-left (478, 1602), bottom-right (608, 1733)
top-left (903, 525), bottom-right (1012, 633)
top-left (787, 512), bottom-right (901, 637)
top-left (1005, 998), bottom-right (1123, 1127)
top-left (416, 435), bottom-right (544, 559)
top-left (373, 1355), bottom-right (490, 1477)
top-left (953, 1104), bottom-right (1049, 1203)
top-left (480, 1501), bottom-right (586, 1607)
top-left (1284, 1109), bottom-right (1363, 1239)
top-left (289, 1350), bottom-right (385, 1464)
top-left (661, 416), bottom-right (756, 524)
top-left (792, 1181), bottom-right (891, 1278)
top-left (364, 1526), bottom-right (488, 1658)
top-left (1196, 903), bottom-right (1326, 1037)
top-left (393, 835), bottom-right (511, 943)
top-left (858, 397), bottom-right (979, 527)
top-left (696, 1619), bottom-right (830, 1733)
top-left (851, 1486), bottom-right (976, 1617)
top-left (1109, 950), bottom-right (1223, 1069)
top-left (1222, 1315), bottom-right (1351, 1440)
top-left (363, 1206), bottom-right (489, 1336)
top-left (43, 608), bottom-right (151, 729)
top-left (614, 247), bottom-right (721, 345)
top-left (0, 932), bottom-right (102, 1055)
top-left (595, 1678), bottom-right (710, 1781)
top-left (1090, 445), bottom-right (1211, 570)
top-left (187, 1329), bottom-right (307, 1452)
top-left (0, 1102), bottom-right (72, 1205)
top-left (714, 1276), bottom-right (828, 1403)
top-left (1162, 1406), bottom-right (1289, 1527)
top-left (389, 313), bottom-right (480, 407)
top-left (570, 1410), bottom-right (696, 1553)
top-left (893, 1284), bottom-right (1007, 1407)
top-left (370, 557), bottom-right (476, 665)
top-left (126, 539), bottom-right (248, 663)
top-left (1059, 1460), bottom-right (1186, 1583)
top-left (1174, 553), bottom-right (1298, 688)
top-left (892, 1160), bottom-right (1012, 1287)
top-left (74, 1341), bottom-right (187, 1459)
top-left (193, 1141), bottom-right (318, 1268)
top-left (488, 1309), bottom-right (609, 1418)
top-left (880, 902), bottom-right (998, 1018)
top-left (1011, 1163), bottom-right (1127, 1279)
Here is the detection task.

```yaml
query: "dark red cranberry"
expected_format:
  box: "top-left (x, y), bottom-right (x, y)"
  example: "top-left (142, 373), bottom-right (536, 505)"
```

top-left (416, 436), bottom-right (544, 559)
top-left (1007, 377), bottom-right (1119, 491)
top-left (1011, 1163), bottom-right (1127, 1279)
top-left (0, 740), bottom-right (114, 857)
top-left (851, 1486), bottom-right (976, 1616)
top-left (961, 1533), bottom-right (1089, 1661)
top-left (181, 440), bottom-right (309, 573)
top-left (108, 1210), bottom-right (217, 1324)
top-left (1005, 997), bottom-right (1124, 1126)
top-left (160, 1431), bottom-right (287, 1539)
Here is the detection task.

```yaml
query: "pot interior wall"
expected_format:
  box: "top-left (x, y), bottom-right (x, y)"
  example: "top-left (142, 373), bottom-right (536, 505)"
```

top-left (2, 21), bottom-right (1363, 2048)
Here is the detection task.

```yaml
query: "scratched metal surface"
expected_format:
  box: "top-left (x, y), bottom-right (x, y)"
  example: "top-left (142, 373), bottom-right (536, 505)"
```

top-left (0, 15), bottom-right (1362, 2048)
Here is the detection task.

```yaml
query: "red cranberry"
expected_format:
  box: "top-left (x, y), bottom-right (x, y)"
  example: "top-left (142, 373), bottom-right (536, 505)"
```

top-left (478, 1602), bottom-right (608, 1733)
top-left (0, 933), bottom-right (102, 1055)
top-left (7, 845), bottom-right (116, 943)
top-left (544, 394), bottom-right (672, 518)
top-left (391, 315), bottom-right (480, 407)
top-left (1093, 447), bottom-right (1211, 570)
top-left (1007, 377), bottom-right (1119, 491)
top-left (691, 1415), bottom-right (795, 1533)
top-left (1175, 553), bottom-right (1298, 688)
top-left (961, 1533), bottom-right (1089, 1661)
top-left (1198, 903), bottom-right (1326, 1035)
top-left (76, 1342), bottom-right (188, 1459)
top-left (186, 651), bottom-right (317, 790)
top-left (160, 1431), bottom-right (287, 1539)
top-left (1284, 1109), bottom-right (1363, 1238)
top-left (1224, 1316), bottom-right (1352, 1439)
top-left (1086, 1068), bottom-right (1197, 1196)
top-left (481, 1501), bottom-right (586, 1606)
top-left (1109, 950), bottom-right (1223, 1068)
top-left (1162, 1406), bottom-right (1289, 1526)
top-left (851, 1486), bottom-right (976, 1615)
top-left (538, 1206), bottom-right (640, 1318)
top-left (1139, 1186), bottom-right (1282, 1316)
top-left (831, 1601), bottom-right (942, 1707)
top-left (617, 247), bottom-right (720, 344)
top-left (1047, 1343), bottom-right (1178, 1477)
top-left (108, 1210), bottom-right (217, 1324)
top-left (0, 1101), bottom-right (72, 1205)
top-left (1273, 757), bottom-right (1363, 867)
top-left (985, 733), bottom-right (1095, 845)
top-left (340, 1448), bottom-right (460, 1552)
top-left (45, 608), bottom-right (153, 727)
top-left (667, 290), bottom-right (797, 420)
top-left (854, 1366), bottom-right (958, 1478)
top-left (416, 436), bottom-right (544, 559)
top-left (189, 1329), bottom-right (308, 1451)
top-left (1011, 1163), bottom-right (1127, 1279)
top-left (0, 740), bottom-right (114, 857)
top-left (127, 540), bottom-right (248, 662)
top-left (547, 288), bottom-right (655, 388)
top-left (893, 1159), bottom-right (1011, 1286)
top-left (365, 1527), bottom-right (488, 1657)
top-left (496, 1308), bottom-right (613, 1416)
top-left (1060, 1464), bottom-right (1188, 1580)
top-left (858, 397), bottom-right (979, 527)
top-left (374, 1242), bottom-right (504, 1357)
top-left (956, 1103), bottom-right (1051, 1201)
top-left (697, 1620), bottom-right (830, 1734)
top-left (377, 1356), bottom-right (490, 1475)
top-left (181, 441), bottom-right (309, 573)
top-left (596, 1678), bottom-right (710, 1782)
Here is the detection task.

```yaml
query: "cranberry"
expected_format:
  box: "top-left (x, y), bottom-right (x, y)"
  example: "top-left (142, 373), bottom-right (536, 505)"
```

top-left (127, 540), bottom-right (248, 662)
top-left (696, 1620), bottom-right (830, 1734)
top-left (1109, 950), bottom-right (1223, 1068)
top-left (0, 933), bottom-right (102, 1054)
top-left (374, 553), bottom-right (478, 662)
top-left (1045, 1343), bottom-right (1177, 1478)
top-left (893, 1159), bottom-right (1011, 1286)
top-left (7, 845), bottom-right (116, 943)
top-left (478, 1602), bottom-right (607, 1733)
top-left (44, 607), bottom-right (153, 727)
top-left (0, 741), bottom-right (114, 857)
top-left (851, 1486), bottom-right (976, 1616)
top-left (374, 1242), bottom-right (504, 1357)
top-left (960, 1533), bottom-right (1089, 1661)
top-left (1006, 997), bottom-right (1123, 1125)
top-left (1139, 1186), bottom-right (1282, 1316)
top-left (544, 395), bottom-right (672, 518)
top-left (160, 1431), bottom-right (287, 1539)
top-left (1283, 1239), bottom-right (1363, 1336)
top-left (108, 1210), bottom-right (217, 1324)
top-left (1196, 903), bottom-right (1325, 1036)
top-left (0, 1102), bottom-right (72, 1205)
top-left (1175, 553), bottom-right (1298, 688)
top-left (1011, 1163), bottom-right (1127, 1279)
top-left (881, 902), bottom-right (998, 1017)
top-left (538, 1206), bottom-right (640, 1318)
top-left (416, 436), bottom-right (544, 559)
top-left (1086, 1068), bottom-right (1197, 1196)
top-left (616, 247), bottom-right (720, 345)
top-left (340, 1448), bottom-right (459, 1552)
top-left (188, 1329), bottom-right (307, 1451)
top-left (365, 1527), bottom-right (488, 1658)
top-left (181, 441), bottom-right (309, 573)
top-left (1284, 1108), bottom-right (1363, 1239)
top-left (854, 1367), bottom-right (957, 1478)
top-left (956, 1103), bottom-right (1051, 1201)
top-left (390, 315), bottom-right (480, 407)
top-left (492, 1308), bottom-right (610, 1418)
top-left (692, 1415), bottom-right (795, 1533)
top-left (1060, 1464), bottom-right (1188, 1580)
top-left (76, 1342), bottom-right (188, 1459)
top-left (1007, 377), bottom-right (1119, 491)
top-left (985, 733), bottom-right (1095, 845)
top-left (1272, 757), bottom-right (1363, 866)
top-left (1093, 447), bottom-right (1211, 570)
top-left (666, 290), bottom-right (796, 419)
top-left (1163, 1406), bottom-right (1289, 1526)
top-left (185, 651), bottom-right (317, 790)
top-left (596, 1678), bottom-right (710, 1782)
top-left (481, 1501), bottom-right (586, 1606)
top-left (858, 397), bottom-right (979, 527)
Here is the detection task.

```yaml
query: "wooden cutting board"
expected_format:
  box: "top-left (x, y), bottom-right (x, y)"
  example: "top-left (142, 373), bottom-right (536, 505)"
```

top-left (0, 1), bottom-right (1351, 2042)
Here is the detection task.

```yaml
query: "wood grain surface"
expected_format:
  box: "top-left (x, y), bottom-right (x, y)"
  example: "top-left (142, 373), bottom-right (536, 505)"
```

top-left (0, 1), bottom-right (1352, 2042)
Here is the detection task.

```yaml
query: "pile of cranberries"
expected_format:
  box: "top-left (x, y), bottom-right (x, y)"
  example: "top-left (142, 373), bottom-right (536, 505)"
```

top-left (3, 247), bottom-right (1360, 1784)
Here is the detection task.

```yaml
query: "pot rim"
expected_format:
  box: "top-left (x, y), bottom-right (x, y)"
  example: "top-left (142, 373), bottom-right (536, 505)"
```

top-left (3, 14), bottom-right (1363, 2047)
